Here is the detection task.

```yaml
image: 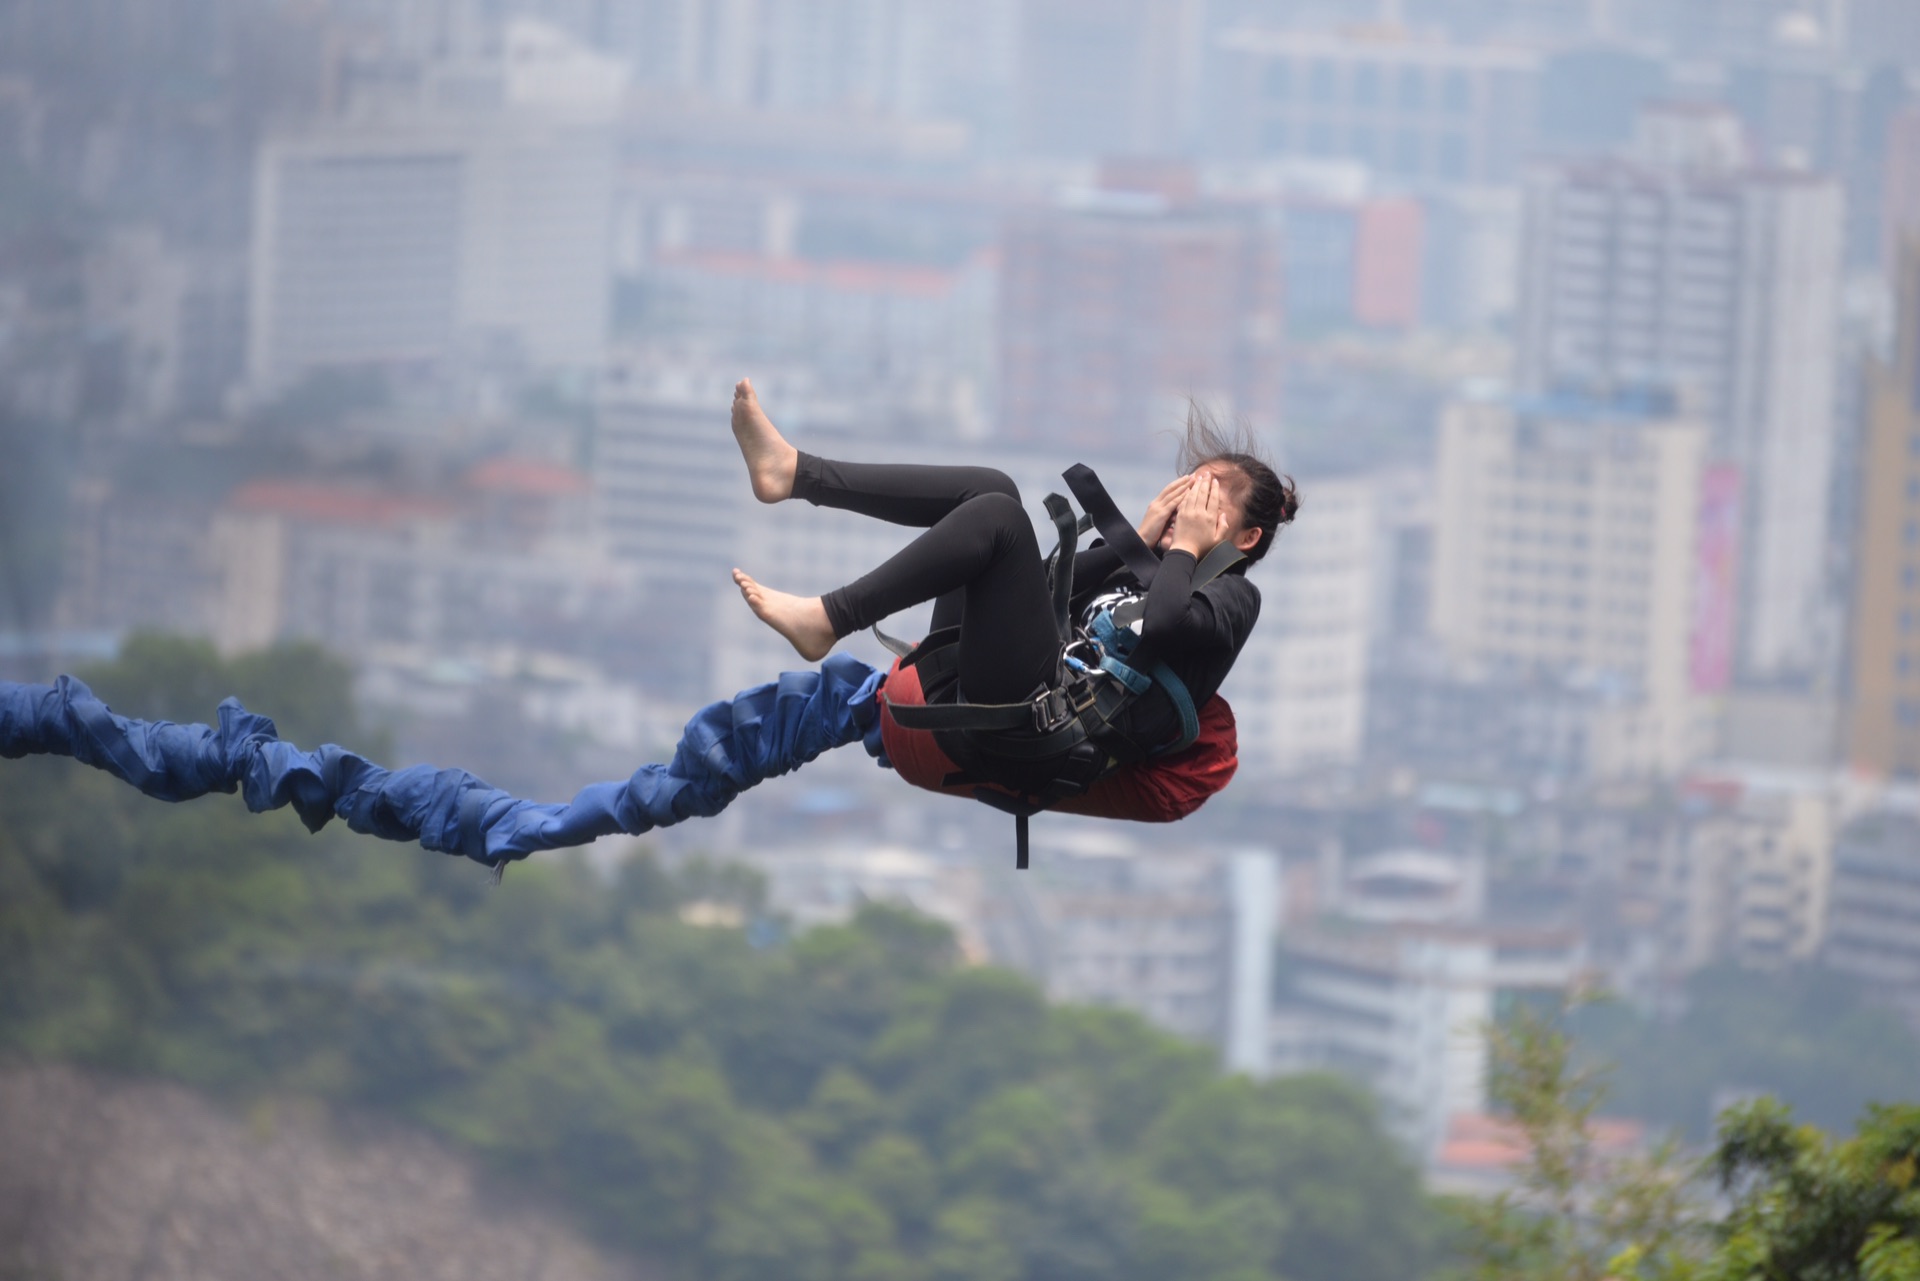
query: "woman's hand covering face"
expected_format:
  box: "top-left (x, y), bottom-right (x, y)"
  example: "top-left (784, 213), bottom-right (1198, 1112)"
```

top-left (1169, 471), bottom-right (1234, 558)
top-left (1137, 473), bottom-right (1195, 552)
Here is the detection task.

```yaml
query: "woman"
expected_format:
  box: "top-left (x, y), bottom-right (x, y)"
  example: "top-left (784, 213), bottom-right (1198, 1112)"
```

top-left (726, 378), bottom-right (1298, 821)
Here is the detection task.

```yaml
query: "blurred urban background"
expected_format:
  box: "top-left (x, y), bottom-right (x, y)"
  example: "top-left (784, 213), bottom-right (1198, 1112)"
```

top-left (2, 0), bottom-right (1920, 1269)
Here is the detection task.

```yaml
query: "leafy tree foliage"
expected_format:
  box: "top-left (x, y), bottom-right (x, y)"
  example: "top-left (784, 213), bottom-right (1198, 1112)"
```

top-left (0, 637), bottom-right (1445, 1281)
top-left (1570, 966), bottom-right (1920, 1139)
top-left (1455, 1000), bottom-right (1920, 1281)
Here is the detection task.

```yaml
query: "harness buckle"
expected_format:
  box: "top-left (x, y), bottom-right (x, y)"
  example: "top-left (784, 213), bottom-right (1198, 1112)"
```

top-left (1032, 686), bottom-right (1073, 734)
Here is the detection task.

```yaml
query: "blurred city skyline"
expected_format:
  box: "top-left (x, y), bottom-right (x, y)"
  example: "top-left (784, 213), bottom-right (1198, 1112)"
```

top-left (2, 0), bottom-right (1919, 1178)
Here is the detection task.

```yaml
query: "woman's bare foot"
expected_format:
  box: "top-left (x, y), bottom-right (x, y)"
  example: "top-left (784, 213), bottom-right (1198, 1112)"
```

top-left (731, 378), bottom-right (798, 503)
top-left (732, 569), bottom-right (837, 661)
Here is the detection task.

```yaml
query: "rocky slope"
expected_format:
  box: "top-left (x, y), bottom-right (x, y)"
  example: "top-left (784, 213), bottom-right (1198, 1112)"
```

top-left (0, 1063), bottom-right (658, 1281)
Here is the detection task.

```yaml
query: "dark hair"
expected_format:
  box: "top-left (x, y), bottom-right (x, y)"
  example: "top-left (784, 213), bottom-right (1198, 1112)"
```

top-left (1176, 405), bottom-right (1298, 564)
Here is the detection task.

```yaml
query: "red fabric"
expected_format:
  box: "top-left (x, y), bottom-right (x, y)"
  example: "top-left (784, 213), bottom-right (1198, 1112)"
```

top-left (878, 656), bottom-right (1237, 823)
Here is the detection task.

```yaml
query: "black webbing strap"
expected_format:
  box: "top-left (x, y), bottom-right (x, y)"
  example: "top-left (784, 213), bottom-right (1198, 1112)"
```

top-left (1192, 540), bottom-right (1248, 589)
top-left (1063, 463), bottom-right (1162, 588)
top-left (1041, 492), bottom-right (1080, 642)
top-left (970, 789), bottom-right (1041, 870)
top-left (872, 624), bottom-right (915, 659)
top-left (885, 698), bottom-right (1035, 732)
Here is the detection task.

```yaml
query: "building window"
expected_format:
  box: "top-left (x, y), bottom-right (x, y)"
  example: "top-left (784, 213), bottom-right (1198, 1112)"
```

top-left (1354, 63), bottom-right (1381, 107)
top-left (1901, 701), bottom-right (1920, 728)
top-left (1439, 133), bottom-right (1468, 178)
top-left (1398, 66), bottom-right (1425, 109)
top-left (1393, 129), bottom-right (1423, 174)
top-left (1264, 60), bottom-right (1292, 100)
top-left (1310, 59), bottom-right (1338, 103)
top-left (1262, 118), bottom-right (1291, 152)
top-left (1442, 68), bottom-right (1471, 113)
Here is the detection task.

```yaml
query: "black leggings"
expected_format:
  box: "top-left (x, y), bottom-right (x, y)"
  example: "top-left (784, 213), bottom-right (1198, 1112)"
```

top-left (797, 453), bottom-right (1059, 705)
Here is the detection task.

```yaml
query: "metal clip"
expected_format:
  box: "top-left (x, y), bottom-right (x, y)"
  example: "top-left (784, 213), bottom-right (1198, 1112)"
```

top-left (1031, 687), bottom-right (1072, 733)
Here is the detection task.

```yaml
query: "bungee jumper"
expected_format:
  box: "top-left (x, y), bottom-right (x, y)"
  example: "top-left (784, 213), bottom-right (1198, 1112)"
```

top-left (725, 379), bottom-right (1296, 865)
top-left (0, 380), bottom-right (1296, 874)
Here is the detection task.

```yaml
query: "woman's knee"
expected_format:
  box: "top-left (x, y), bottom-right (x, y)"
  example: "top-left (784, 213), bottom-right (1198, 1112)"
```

top-left (968, 468), bottom-right (1020, 502)
top-left (960, 491), bottom-right (1038, 554)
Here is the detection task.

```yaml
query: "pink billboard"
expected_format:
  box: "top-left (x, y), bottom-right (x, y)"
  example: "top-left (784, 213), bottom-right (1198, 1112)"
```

top-left (1690, 464), bottom-right (1741, 694)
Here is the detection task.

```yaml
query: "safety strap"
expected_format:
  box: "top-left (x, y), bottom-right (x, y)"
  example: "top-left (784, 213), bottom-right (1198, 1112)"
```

top-left (1064, 463), bottom-right (1163, 588)
top-left (873, 624), bottom-right (916, 659)
top-left (964, 790), bottom-right (1038, 869)
top-left (1041, 493), bottom-right (1081, 643)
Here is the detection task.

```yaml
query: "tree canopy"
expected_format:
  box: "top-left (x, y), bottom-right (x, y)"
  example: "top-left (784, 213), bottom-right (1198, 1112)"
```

top-left (1, 638), bottom-right (1445, 1281)
top-left (1569, 966), bottom-right (1920, 1140)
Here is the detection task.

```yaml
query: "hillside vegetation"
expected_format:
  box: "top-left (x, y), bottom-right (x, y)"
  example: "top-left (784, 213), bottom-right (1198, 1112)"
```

top-left (0, 636), bottom-right (1443, 1281)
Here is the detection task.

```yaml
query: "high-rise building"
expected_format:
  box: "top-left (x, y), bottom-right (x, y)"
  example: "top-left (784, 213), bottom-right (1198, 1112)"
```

top-left (1270, 846), bottom-right (1583, 1159)
top-left (1884, 107), bottom-right (1920, 275)
top-left (1430, 390), bottom-right (1712, 778)
top-left (989, 835), bottom-right (1276, 1060)
top-left (998, 187), bottom-right (1283, 450)
top-left (1207, 26), bottom-right (1541, 185)
top-left (1280, 195), bottom-right (1425, 331)
top-left (1015, 0), bottom-right (1202, 158)
top-left (1516, 104), bottom-right (1844, 683)
top-left (1230, 475), bottom-right (1374, 778)
top-left (248, 21), bottom-right (620, 392)
top-left (1665, 786), bottom-right (1836, 973)
top-left (1845, 244), bottom-right (1920, 777)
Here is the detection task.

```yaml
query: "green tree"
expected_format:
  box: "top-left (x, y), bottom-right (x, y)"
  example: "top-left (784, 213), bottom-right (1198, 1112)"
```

top-left (1138, 1072), bottom-right (1437, 1281)
top-left (74, 631), bottom-right (368, 750)
top-left (1453, 999), bottom-right (1920, 1281)
top-left (1572, 966), bottom-right (1920, 1139)
top-left (1455, 999), bottom-right (1698, 1281)
top-left (1697, 1100), bottom-right (1920, 1281)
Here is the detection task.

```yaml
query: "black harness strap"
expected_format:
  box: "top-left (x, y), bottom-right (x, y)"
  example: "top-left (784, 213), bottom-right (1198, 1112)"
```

top-left (1041, 493), bottom-right (1081, 643)
top-left (1063, 463), bottom-right (1162, 588)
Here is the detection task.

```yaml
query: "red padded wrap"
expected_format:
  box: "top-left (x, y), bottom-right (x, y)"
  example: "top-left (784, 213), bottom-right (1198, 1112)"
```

top-left (878, 656), bottom-right (1237, 823)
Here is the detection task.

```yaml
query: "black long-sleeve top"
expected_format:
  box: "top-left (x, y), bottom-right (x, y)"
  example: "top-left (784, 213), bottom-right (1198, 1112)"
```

top-left (1067, 542), bottom-right (1262, 756)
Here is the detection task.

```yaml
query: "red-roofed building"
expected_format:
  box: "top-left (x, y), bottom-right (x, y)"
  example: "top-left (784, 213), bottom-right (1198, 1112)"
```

top-left (1430, 1111), bottom-right (1646, 1196)
top-left (210, 469), bottom-right (631, 659)
top-left (227, 480), bottom-right (454, 529)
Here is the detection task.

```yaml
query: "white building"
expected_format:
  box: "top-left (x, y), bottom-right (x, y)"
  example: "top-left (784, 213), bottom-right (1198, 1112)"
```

top-left (207, 464), bottom-right (634, 665)
top-left (1666, 782), bottom-right (1836, 973)
top-left (716, 839), bottom-right (988, 953)
top-left (1516, 103), bottom-right (1844, 682)
top-left (1231, 475), bottom-right (1374, 778)
top-left (248, 21), bottom-right (620, 392)
top-left (1270, 846), bottom-right (1583, 1158)
top-left (1431, 390), bottom-right (1712, 778)
top-left (990, 830), bottom-right (1278, 1059)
